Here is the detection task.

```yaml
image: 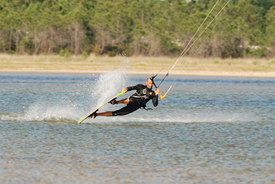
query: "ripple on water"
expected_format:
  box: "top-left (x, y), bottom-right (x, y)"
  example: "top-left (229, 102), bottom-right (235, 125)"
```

top-left (0, 73), bottom-right (274, 183)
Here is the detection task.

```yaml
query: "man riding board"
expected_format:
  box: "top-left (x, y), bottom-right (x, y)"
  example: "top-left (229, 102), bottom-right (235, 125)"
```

top-left (91, 77), bottom-right (162, 118)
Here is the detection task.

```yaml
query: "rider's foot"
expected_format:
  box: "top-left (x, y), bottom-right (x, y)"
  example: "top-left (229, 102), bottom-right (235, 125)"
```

top-left (109, 98), bottom-right (117, 105)
top-left (90, 112), bottom-right (97, 119)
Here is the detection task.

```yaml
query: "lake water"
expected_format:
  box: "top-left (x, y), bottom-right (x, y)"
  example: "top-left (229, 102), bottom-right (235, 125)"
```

top-left (0, 72), bottom-right (274, 183)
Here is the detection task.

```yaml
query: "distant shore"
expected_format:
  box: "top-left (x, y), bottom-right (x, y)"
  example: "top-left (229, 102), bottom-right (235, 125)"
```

top-left (0, 54), bottom-right (274, 77)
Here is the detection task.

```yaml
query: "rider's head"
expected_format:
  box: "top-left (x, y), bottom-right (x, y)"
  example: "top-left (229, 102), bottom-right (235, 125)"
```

top-left (146, 78), bottom-right (153, 89)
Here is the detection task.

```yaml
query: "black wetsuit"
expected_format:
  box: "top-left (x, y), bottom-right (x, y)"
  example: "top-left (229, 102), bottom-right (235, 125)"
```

top-left (112, 84), bottom-right (158, 116)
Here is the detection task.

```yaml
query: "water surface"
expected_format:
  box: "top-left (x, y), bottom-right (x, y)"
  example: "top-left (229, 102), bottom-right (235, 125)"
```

top-left (0, 72), bottom-right (274, 183)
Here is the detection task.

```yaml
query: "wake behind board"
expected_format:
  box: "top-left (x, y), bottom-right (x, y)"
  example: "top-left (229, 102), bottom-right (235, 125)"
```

top-left (78, 90), bottom-right (127, 124)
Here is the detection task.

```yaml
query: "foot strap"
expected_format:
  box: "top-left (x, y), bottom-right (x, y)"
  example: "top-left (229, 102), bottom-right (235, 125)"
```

top-left (109, 97), bottom-right (117, 105)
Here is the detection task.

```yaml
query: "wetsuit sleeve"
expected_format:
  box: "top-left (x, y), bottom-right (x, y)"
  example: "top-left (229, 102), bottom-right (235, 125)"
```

top-left (152, 95), bottom-right (158, 107)
top-left (127, 84), bottom-right (143, 91)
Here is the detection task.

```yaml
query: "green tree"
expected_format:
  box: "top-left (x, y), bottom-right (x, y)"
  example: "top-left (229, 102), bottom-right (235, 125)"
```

top-left (265, 6), bottom-right (275, 55)
top-left (0, 0), bottom-right (273, 57)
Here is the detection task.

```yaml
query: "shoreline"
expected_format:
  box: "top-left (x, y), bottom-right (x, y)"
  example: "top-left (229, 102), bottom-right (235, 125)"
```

top-left (0, 54), bottom-right (274, 78)
top-left (1, 69), bottom-right (275, 78)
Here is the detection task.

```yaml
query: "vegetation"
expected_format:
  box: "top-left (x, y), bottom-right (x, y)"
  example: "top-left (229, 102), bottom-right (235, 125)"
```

top-left (1, 54), bottom-right (274, 77)
top-left (0, 0), bottom-right (274, 58)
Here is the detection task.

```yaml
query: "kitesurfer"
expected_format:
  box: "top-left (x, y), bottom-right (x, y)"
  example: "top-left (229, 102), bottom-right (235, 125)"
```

top-left (91, 77), bottom-right (160, 118)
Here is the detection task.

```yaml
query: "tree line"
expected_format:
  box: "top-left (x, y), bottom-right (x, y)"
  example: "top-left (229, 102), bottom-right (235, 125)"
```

top-left (0, 0), bottom-right (274, 58)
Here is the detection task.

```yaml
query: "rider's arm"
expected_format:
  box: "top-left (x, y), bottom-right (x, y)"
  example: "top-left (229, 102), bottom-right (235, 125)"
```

top-left (152, 95), bottom-right (158, 107)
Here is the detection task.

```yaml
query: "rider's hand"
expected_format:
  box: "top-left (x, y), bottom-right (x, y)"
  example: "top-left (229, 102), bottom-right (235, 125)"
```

top-left (155, 88), bottom-right (160, 95)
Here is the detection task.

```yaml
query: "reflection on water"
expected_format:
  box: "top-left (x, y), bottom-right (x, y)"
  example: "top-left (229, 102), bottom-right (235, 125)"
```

top-left (0, 72), bottom-right (274, 183)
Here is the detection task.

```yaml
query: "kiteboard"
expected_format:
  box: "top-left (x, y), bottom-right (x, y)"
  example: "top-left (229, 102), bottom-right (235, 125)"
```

top-left (78, 90), bottom-right (127, 124)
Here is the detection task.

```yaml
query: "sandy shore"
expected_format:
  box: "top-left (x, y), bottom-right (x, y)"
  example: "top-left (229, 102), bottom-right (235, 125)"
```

top-left (0, 54), bottom-right (274, 77)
